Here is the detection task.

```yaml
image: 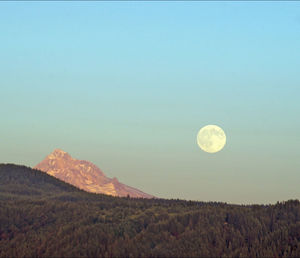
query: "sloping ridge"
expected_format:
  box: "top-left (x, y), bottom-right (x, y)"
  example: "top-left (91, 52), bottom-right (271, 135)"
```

top-left (34, 149), bottom-right (154, 198)
top-left (0, 164), bottom-right (81, 196)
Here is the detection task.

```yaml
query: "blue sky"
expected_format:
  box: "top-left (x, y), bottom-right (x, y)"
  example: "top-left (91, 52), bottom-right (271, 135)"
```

top-left (1, 2), bottom-right (300, 204)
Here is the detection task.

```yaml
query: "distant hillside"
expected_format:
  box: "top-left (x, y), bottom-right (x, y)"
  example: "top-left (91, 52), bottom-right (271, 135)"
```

top-left (0, 163), bottom-right (79, 195)
top-left (0, 164), bottom-right (299, 257)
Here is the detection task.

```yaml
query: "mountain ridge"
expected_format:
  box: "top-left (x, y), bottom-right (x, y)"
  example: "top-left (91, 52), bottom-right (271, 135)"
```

top-left (34, 149), bottom-right (154, 198)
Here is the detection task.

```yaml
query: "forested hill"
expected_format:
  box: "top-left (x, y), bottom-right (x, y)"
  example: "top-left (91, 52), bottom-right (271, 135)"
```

top-left (0, 164), bottom-right (299, 257)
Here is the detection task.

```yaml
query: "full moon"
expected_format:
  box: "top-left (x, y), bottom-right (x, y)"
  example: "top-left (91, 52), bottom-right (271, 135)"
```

top-left (197, 125), bottom-right (226, 153)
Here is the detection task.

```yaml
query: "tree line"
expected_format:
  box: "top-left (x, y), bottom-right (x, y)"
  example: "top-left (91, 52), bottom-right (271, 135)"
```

top-left (0, 164), bottom-right (299, 257)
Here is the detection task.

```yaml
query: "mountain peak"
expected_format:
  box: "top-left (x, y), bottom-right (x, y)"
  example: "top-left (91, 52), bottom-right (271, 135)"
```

top-left (49, 149), bottom-right (71, 159)
top-left (34, 150), bottom-right (154, 198)
top-left (52, 148), bottom-right (66, 154)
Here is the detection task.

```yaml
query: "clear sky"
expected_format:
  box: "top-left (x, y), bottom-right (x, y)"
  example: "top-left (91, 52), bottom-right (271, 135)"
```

top-left (1, 2), bottom-right (300, 204)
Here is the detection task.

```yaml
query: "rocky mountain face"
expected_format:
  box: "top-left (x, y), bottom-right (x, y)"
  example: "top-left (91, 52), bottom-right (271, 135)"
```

top-left (34, 149), bottom-right (154, 198)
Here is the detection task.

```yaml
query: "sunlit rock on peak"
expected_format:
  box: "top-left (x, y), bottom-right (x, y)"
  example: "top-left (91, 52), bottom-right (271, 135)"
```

top-left (34, 149), bottom-right (154, 199)
top-left (48, 149), bottom-right (72, 159)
